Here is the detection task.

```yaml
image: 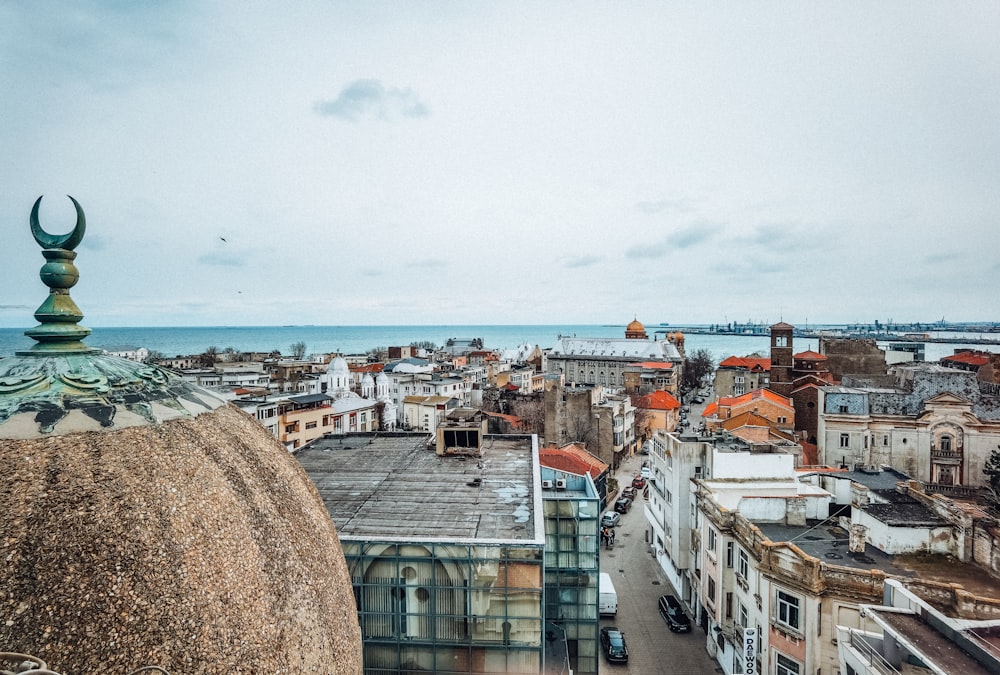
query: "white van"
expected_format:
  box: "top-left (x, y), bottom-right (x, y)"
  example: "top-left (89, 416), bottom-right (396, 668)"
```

top-left (599, 572), bottom-right (618, 616)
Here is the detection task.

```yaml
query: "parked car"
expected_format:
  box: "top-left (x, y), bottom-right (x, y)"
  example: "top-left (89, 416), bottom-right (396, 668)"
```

top-left (599, 626), bottom-right (629, 664)
top-left (621, 486), bottom-right (637, 500)
top-left (631, 476), bottom-right (645, 489)
top-left (658, 594), bottom-right (692, 633)
top-left (693, 397), bottom-right (704, 404)
top-left (614, 497), bottom-right (632, 514)
top-left (601, 511), bottom-right (621, 527)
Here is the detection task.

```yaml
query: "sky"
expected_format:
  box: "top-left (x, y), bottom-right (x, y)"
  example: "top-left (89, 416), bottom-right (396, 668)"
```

top-left (2, 2), bottom-right (999, 328)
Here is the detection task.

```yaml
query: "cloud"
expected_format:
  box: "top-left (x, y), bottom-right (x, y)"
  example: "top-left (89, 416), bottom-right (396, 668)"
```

top-left (198, 252), bottom-right (246, 267)
top-left (625, 223), bottom-right (716, 259)
top-left (922, 251), bottom-right (961, 265)
top-left (564, 255), bottom-right (602, 269)
top-left (625, 241), bottom-right (670, 260)
top-left (314, 79), bottom-right (430, 122)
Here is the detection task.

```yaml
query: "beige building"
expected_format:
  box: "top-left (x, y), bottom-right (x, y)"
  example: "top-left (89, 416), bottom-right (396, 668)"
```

top-left (818, 363), bottom-right (1000, 488)
top-left (546, 319), bottom-right (683, 392)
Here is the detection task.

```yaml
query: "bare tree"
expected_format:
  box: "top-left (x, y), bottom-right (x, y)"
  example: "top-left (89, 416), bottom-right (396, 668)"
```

top-left (200, 345), bottom-right (219, 367)
top-left (682, 348), bottom-right (715, 395)
top-left (290, 341), bottom-right (307, 359)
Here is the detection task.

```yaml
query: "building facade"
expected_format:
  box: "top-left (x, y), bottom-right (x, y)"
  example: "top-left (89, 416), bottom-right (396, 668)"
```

top-left (818, 363), bottom-right (1000, 488)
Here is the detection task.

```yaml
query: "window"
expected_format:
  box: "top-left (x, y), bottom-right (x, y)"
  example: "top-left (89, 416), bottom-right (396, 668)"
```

top-left (839, 433), bottom-right (850, 448)
top-left (738, 548), bottom-right (749, 579)
top-left (838, 404), bottom-right (849, 414)
top-left (708, 527), bottom-right (717, 551)
top-left (940, 435), bottom-right (952, 452)
top-left (739, 602), bottom-right (749, 628)
top-left (775, 653), bottom-right (800, 675)
top-left (305, 421), bottom-right (317, 430)
top-left (726, 541), bottom-right (734, 568)
top-left (776, 590), bottom-right (800, 630)
top-left (777, 416), bottom-right (786, 424)
top-left (707, 577), bottom-right (716, 602)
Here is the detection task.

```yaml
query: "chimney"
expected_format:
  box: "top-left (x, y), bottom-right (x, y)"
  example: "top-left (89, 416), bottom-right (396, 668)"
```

top-left (849, 523), bottom-right (867, 553)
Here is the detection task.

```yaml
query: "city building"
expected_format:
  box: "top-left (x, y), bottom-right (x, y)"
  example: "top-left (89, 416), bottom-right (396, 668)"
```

top-left (702, 389), bottom-right (795, 438)
top-left (837, 578), bottom-right (1000, 674)
top-left (634, 389), bottom-right (682, 440)
top-left (818, 362), bottom-right (1000, 489)
top-left (713, 354), bottom-right (770, 398)
top-left (546, 319), bottom-right (684, 395)
top-left (296, 430), bottom-right (549, 674)
top-left (540, 466), bottom-right (602, 675)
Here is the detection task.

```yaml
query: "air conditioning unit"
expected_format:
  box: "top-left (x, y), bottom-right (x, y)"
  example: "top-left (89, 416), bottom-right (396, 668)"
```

top-left (555, 478), bottom-right (567, 490)
top-left (541, 479), bottom-right (554, 489)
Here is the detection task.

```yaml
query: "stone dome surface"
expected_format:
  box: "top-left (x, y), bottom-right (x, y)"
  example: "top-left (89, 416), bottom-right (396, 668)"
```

top-left (1, 196), bottom-right (361, 673)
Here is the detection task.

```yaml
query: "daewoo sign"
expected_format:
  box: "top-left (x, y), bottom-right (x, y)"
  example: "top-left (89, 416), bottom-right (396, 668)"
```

top-left (742, 627), bottom-right (757, 675)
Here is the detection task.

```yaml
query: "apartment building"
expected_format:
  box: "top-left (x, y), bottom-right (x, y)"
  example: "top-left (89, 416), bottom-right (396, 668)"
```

top-left (295, 431), bottom-right (550, 674)
top-left (713, 355), bottom-right (770, 398)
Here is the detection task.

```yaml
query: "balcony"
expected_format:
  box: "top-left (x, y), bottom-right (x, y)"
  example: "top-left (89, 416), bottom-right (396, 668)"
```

top-left (930, 448), bottom-right (963, 461)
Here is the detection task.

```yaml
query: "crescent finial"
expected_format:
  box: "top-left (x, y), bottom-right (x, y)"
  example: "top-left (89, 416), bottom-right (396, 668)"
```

top-left (30, 195), bottom-right (86, 251)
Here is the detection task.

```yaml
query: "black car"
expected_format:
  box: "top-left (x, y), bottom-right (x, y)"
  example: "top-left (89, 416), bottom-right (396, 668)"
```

top-left (658, 594), bottom-right (692, 633)
top-left (599, 626), bottom-right (629, 663)
top-left (614, 497), bottom-right (632, 514)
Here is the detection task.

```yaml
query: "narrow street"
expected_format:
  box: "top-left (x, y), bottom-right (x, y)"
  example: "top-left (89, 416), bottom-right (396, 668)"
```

top-left (599, 452), bottom-right (720, 674)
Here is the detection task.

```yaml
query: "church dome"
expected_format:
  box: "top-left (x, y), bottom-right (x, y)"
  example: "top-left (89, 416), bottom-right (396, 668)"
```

top-left (0, 197), bottom-right (361, 673)
top-left (327, 354), bottom-right (349, 374)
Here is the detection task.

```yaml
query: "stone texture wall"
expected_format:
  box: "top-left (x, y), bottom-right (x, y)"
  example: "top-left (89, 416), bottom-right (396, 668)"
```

top-left (1, 405), bottom-right (362, 674)
top-left (820, 338), bottom-right (887, 380)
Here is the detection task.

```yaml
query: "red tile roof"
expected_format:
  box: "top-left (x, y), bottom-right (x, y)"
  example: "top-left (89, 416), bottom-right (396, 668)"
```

top-left (942, 352), bottom-right (992, 367)
top-left (718, 356), bottom-right (771, 372)
top-left (794, 350), bottom-right (826, 360)
top-left (540, 443), bottom-right (609, 480)
top-left (638, 390), bottom-right (681, 410)
top-left (350, 363), bottom-right (385, 373)
top-left (629, 361), bottom-right (674, 369)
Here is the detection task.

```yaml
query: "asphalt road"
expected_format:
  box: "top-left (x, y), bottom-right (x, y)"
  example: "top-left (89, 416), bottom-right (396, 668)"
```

top-left (599, 453), bottom-right (720, 674)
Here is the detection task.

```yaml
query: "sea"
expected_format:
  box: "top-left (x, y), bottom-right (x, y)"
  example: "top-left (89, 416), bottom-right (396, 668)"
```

top-left (0, 324), bottom-right (992, 363)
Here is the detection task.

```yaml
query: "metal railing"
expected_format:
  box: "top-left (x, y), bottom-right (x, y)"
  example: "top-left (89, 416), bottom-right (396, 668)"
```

top-left (845, 630), bottom-right (900, 675)
top-left (0, 654), bottom-right (170, 675)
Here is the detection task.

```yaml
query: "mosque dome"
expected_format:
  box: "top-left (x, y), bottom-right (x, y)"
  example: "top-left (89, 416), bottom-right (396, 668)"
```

top-left (0, 197), bottom-right (361, 673)
top-left (625, 317), bottom-right (648, 340)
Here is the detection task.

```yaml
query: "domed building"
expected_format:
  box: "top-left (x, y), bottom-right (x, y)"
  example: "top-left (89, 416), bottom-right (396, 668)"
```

top-left (0, 197), bottom-right (362, 673)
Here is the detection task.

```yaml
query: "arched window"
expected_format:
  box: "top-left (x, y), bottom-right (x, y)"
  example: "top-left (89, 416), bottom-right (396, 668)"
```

top-left (940, 435), bottom-right (952, 452)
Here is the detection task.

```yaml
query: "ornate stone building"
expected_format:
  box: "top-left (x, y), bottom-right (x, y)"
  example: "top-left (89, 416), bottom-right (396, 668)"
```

top-left (546, 319), bottom-right (684, 394)
top-left (818, 363), bottom-right (1000, 489)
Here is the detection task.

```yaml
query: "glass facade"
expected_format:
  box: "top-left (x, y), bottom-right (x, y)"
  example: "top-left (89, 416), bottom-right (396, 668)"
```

top-left (343, 541), bottom-right (544, 674)
top-left (541, 469), bottom-right (601, 675)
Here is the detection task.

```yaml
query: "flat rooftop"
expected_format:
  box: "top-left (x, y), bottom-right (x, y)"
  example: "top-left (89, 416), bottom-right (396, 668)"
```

top-left (869, 608), bottom-right (995, 674)
top-left (755, 520), bottom-right (1000, 595)
top-left (296, 432), bottom-right (542, 544)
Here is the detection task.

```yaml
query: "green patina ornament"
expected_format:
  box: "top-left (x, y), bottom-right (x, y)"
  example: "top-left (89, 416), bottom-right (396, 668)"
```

top-left (23, 195), bottom-right (93, 352)
top-left (0, 195), bottom-right (227, 437)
